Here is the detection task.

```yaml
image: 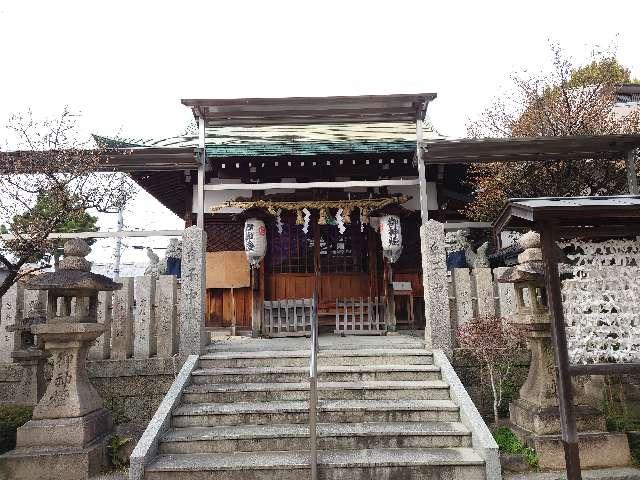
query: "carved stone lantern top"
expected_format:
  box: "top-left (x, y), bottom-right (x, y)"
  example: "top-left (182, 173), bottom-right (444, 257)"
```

top-left (23, 238), bottom-right (121, 297)
top-left (497, 231), bottom-right (550, 328)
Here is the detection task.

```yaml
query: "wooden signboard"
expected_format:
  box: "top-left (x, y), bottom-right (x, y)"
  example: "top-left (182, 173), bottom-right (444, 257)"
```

top-left (206, 251), bottom-right (250, 289)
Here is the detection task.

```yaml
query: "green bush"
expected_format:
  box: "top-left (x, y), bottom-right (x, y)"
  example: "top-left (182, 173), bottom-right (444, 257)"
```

top-left (0, 405), bottom-right (33, 454)
top-left (493, 426), bottom-right (539, 469)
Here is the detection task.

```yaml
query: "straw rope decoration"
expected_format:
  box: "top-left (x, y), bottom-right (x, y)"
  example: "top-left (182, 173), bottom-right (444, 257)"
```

top-left (210, 196), bottom-right (409, 228)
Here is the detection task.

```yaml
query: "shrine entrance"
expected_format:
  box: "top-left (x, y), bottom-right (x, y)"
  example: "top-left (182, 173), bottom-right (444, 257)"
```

top-left (264, 210), bottom-right (381, 332)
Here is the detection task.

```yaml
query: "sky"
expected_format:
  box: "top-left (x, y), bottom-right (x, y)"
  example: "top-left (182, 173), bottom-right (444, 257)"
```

top-left (1, 0), bottom-right (639, 265)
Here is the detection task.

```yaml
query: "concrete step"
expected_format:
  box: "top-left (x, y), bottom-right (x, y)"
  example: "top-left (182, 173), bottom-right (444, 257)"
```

top-left (145, 448), bottom-right (485, 480)
top-left (190, 364), bottom-right (440, 384)
top-left (199, 348), bottom-right (433, 368)
top-left (171, 399), bottom-right (460, 427)
top-left (159, 421), bottom-right (472, 454)
top-left (182, 380), bottom-right (450, 403)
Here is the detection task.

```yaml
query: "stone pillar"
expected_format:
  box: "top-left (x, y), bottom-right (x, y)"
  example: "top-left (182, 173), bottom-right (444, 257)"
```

top-left (89, 291), bottom-right (112, 360)
top-left (12, 350), bottom-right (47, 406)
top-left (179, 226), bottom-right (207, 356)
top-left (0, 283), bottom-right (24, 363)
top-left (451, 268), bottom-right (473, 328)
top-left (420, 220), bottom-right (452, 356)
top-left (494, 266), bottom-right (516, 318)
top-left (156, 275), bottom-right (178, 357)
top-left (474, 267), bottom-right (496, 316)
top-left (111, 277), bottom-right (134, 359)
top-left (134, 276), bottom-right (157, 358)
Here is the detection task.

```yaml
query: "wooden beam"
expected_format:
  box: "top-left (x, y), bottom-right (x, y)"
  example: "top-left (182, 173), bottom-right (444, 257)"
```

top-left (443, 222), bottom-right (492, 230)
top-left (205, 113), bottom-right (418, 127)
top-left (203, 178), bottom-right (419, 192)
top-left (0, 230), bottom-right (184, 241)
top-left (570, 362), bottom-right (640, 376)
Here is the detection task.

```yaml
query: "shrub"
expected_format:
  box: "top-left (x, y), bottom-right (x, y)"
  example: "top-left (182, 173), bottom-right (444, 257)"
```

top-left (0, 405), bottom-right (33, 454)
top-left (457, 315), bottom-right (527, 424)
top-left (493, 426), bottom-right (539, 469)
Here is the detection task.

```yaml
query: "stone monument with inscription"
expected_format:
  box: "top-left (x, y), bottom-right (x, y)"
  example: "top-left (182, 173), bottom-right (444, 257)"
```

top-left (1, 239), bottom-right (122, 480)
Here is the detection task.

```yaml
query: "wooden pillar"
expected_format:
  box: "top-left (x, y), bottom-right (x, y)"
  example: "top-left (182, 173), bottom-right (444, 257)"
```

top-left (184, 177), bottom-right (194, 227)
top-left (313, 215), bottom-right (321, 298)
top-left (384, 260), bottom-right (396, 332)
top-left (416, 119), bottom-right (429, 223)
top-left (251, 264), bottom-right (265, 337)
top-left (539, 222), bottom-right (582, 480)
top-left (197, 116), bottom-right (206, 228)
top-left (626, 149), bottom-right (639, 195)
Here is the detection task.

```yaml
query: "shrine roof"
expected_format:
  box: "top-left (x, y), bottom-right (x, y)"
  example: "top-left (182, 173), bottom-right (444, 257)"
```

top-left (94, 122), bottom-right (443, 158)
top-left (421, 134), bottom-right (640, 164)
top-left (493, 195), bottom-right (640, 233)
top-left (181, 93), bottom-right (436, 127)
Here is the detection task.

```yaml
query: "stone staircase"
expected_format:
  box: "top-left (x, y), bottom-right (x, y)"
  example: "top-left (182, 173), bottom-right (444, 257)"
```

top-left (143, 337), bottom-right (488, 479)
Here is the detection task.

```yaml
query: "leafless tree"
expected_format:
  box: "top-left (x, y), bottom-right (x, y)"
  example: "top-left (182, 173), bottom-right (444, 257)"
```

top-left (0, 107), bottom-right (135, 296)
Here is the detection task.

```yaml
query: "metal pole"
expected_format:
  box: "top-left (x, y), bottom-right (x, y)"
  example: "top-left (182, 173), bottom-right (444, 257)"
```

top-left (539, 223), bottom-right (582, 480)
top-left (626, 149), bottom-right (639, 195)
top-left (309, 289), bottom-right (319, 480)
top-left (197, 117), bottom-right (206, 228)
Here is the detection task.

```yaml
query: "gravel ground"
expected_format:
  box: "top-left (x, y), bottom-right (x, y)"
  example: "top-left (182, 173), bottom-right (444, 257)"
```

top-left (90, 469), bottom-right (127, 480)
top-left (505, 467), bottom-right (640, 480)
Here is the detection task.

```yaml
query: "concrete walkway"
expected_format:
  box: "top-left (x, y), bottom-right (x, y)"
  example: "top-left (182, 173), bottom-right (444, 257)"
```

top-left (208, 330), bottom-right (425, 352)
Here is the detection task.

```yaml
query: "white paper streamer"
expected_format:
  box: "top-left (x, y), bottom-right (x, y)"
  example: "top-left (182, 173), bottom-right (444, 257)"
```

top-left (275, 208), bottom-right (283, 234)
top-left (302, 208), bottom-right (311, 234)
top-left (336, 208), bottom-right (346, 234)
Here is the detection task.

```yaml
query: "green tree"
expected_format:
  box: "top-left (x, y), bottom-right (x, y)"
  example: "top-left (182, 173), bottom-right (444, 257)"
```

top-left (568, 57), bottom-right (639, 87)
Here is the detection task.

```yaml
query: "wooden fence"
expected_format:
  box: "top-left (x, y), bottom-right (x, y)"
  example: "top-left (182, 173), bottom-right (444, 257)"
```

top-left (335, 297), bottom-right (386, 335)
top-left (0, 275), bottom-right (180, 363)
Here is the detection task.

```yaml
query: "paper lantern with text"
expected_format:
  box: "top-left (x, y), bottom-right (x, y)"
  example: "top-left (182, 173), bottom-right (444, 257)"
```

top-left (244, 218), bottom-right (267, 268)
top-left (380, 214), bottom-right (402, 263)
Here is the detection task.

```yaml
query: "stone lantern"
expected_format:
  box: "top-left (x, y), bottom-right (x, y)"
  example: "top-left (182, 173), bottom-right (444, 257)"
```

top-left (498, 232), bottom-right (559, 424)
top-left (2, 239), bottom-right (122, 480)
top-left (5, 293), bottom-right (48, 406)
top-left (498, 231), bottom-right (628, 469)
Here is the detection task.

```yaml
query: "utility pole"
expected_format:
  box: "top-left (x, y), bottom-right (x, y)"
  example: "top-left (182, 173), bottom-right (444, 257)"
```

top-left (113, 208), bottom-right (124, 278)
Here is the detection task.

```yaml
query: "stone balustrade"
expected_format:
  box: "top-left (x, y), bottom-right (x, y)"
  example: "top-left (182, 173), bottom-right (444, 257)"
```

top-left (0, 274), bottom-right (180, 363)
top-left (447, 266), bottom-right (517, 332)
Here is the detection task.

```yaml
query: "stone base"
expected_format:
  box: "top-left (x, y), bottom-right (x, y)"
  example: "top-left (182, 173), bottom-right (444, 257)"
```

top-left (510, 398), bottom-right (605, 435)
top-left (512, 424), bottom-right (631, 469)
top-left (1, 408), bottom-right (113, 480)
top-left (2, 434), bottom-right (111, 480)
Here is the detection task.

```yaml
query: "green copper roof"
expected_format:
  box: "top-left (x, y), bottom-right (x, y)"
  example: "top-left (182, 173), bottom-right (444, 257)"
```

top-left (94, 122), bottom-right (443, 158)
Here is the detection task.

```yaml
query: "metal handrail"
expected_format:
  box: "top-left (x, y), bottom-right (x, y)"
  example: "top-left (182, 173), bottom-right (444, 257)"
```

top-left (309, 290), bottom-right (319, 480)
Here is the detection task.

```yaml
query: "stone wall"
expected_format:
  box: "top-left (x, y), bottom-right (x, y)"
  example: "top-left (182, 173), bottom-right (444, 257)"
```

top-left (0, 357), bottom-right (180, 430)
